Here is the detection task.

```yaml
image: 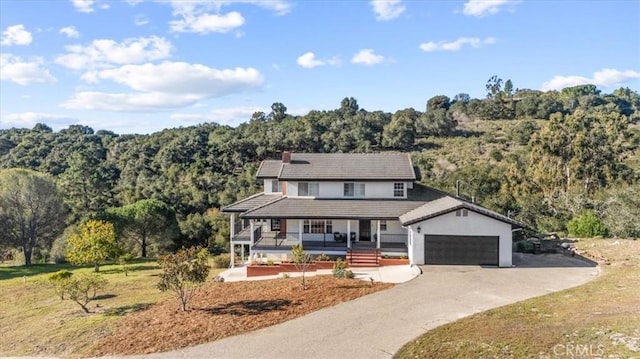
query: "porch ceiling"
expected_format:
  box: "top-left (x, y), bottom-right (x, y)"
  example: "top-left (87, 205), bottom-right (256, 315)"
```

top-left (241, 197), bottom-right (426, 220)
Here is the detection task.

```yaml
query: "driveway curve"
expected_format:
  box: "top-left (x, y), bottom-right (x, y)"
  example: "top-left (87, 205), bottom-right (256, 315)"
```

top-left (116, 254), bottom-right (598, 359)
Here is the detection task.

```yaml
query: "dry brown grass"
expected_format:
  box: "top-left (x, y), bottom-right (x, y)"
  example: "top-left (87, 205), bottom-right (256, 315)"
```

top-left (395, 238), bottom-right (640, 359)
top-left (89, 276), bottom-right (393, 356)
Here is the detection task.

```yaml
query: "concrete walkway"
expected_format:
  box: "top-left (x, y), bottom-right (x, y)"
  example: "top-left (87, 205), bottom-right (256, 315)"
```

top-left (112, 254), bottom-right (599, 359)
top-left (219, 264), bottom-right (422, 284)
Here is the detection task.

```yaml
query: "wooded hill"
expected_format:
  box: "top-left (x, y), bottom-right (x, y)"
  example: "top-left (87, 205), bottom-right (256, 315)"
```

top-left (1, 80), bottom-right (639, 260)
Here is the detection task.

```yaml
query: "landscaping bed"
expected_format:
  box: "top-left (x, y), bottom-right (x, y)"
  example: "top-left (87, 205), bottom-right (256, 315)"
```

top-left (88, 276), bottom-right (393, 356)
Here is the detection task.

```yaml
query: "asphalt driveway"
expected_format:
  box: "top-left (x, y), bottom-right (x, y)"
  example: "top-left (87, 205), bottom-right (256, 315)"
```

top-left (116, 254), bottom-right (598, 359)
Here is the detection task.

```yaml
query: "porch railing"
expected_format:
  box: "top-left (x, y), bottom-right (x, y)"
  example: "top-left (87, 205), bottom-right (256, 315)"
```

top-left (379, 233), bottom-right (407, 243)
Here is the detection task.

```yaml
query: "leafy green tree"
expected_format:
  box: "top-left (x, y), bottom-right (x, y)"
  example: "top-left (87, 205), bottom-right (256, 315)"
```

top-left (157, 247), bottom-right (210, 311)
top-left (66, 220), bottom-right (120, 272)
top-left (382, 108), bottom-right (419, 149)
top-left (58, 152), bottom-right (117, 223)
top-left (107, 199), bottom-right (179, 257)
top-left (601, 185), bottom-right (640, 238)
top-left (567, 210), bottom-right (608, 238)
top-left (0, 169), bottom-right (66, 265)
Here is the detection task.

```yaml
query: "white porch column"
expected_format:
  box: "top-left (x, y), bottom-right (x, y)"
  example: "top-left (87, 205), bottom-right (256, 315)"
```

top-left (230, 213), bottom-right (236, 237)
top-left (229, 214), bottom-right (236, 267)
top-left (249, 220), bottom-right (255, 262)
top-left (241, 244), bottom-right (245, 264)
top-left (376, 220), bottom-right (381, 249)
top-left (408, 226), bottom-right (414, 266)
top-left (298, 220), bottom-right (303, 244)
top-left (347, 220), bottom-right (351, 249)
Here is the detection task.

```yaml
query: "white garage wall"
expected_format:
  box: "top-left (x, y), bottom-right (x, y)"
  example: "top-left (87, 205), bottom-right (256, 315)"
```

top-left (409, 210), bottom-right (512, 267)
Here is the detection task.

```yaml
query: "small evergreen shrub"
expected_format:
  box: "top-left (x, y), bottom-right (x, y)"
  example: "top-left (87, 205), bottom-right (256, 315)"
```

top-left (212, 253), bottom-right (231, 268)
top-left (567, 210), bottom-right (608, 238)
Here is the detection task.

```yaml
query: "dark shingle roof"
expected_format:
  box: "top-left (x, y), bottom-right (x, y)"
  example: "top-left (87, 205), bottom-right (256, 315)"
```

top-left (400, 196), bottom-right (525, 228)
top-left (222, 193), bottom-right (283, 213)
top-left (257, 153), bottom-right (416, 181)
top-left (241, 198), bottom-right (426, 219)
top-left (256, 160), bottom-right (282, 178)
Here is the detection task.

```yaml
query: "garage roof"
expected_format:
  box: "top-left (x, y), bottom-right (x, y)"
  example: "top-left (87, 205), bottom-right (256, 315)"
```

top-left (400, 196), bottom-right (524, 228)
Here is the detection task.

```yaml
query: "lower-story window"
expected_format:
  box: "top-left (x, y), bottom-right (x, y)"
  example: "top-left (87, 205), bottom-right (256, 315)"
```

top-left (271, 219), bottom-right (281, 231)
top-left (303, 220), bottom-right (332, 233)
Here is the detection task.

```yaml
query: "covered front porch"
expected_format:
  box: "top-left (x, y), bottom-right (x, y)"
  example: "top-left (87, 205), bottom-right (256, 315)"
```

top-left (228, 215), bottom-right (408, 267)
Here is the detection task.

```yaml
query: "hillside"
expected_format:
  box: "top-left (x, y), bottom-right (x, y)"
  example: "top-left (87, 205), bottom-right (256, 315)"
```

top-left (1, 85), bottom-right (639, 259)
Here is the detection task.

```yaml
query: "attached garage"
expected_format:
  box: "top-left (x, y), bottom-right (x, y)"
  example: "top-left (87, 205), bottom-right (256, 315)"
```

top-left (400, 197), bottom-right (524, 268)
top-left (424, 235), bottom-right (498, 265)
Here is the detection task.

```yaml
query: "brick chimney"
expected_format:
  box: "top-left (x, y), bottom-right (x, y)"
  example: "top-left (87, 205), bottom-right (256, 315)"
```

top-left (282, 151), bottom-right (291, 163)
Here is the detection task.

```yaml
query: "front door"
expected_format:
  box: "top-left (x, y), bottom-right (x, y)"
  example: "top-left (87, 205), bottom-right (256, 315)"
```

top-left (359, 220), bottom-right (371, 241)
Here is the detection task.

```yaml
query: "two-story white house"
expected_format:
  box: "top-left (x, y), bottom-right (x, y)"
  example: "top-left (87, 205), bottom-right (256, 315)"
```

top-left (222, 152), bottom-right (522, 268)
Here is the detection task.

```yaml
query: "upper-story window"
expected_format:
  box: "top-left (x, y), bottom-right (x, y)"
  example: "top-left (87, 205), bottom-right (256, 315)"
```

top-left (344, 183), bottom-right (365, 197)
top-left (298, 182), bottom-right (319, 196)
top-left (456, 209), bottom-right (469, 217)
top-left (393, 182), bottom-right (405, 197)
top-left (271, 180), bottom-right (281, 192)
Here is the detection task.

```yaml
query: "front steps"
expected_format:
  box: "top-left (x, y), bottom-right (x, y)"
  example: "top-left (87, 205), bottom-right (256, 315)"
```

top-left (347, 249), bottom-right (380, 267)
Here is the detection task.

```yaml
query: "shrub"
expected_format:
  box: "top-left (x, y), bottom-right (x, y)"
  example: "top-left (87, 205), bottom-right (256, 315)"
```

top-left (48, 270), bottom-right (74, 299)
top-left (567, 210), bottom-right (608, 238)
top-left (332, 258), bottom-right (354, 279)
top-left (212, 253), bottom-right (231, 268)
top-left (315, 253), bottom-right (331, 261)
top-left (63, 273), bottom-right (108, 313)
top-left (489, 149), bottom-right (503, 162)
top-left (157, 247), bottom-right (210, 311)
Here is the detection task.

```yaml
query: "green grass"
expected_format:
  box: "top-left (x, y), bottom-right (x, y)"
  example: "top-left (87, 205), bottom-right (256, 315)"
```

top-left (0, 259), bottom-right (223, 358)
top-left (395, 239), bottom-right (640, 358)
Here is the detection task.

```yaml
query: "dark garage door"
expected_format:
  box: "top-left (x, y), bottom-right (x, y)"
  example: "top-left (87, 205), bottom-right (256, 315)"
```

top-left (424, 235), bottom-right (498, 265)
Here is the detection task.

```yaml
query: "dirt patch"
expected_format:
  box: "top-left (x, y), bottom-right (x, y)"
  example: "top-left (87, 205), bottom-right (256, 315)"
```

top-left (89, 276), bottom-right (393, 356)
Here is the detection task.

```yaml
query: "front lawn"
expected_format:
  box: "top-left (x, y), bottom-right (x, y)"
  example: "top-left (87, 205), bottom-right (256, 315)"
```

top-left (0, 259), bottom-right (222, 357)
top-left (0, 260), bottom-right (392, 357)
top-left (395, 238), bottom-right (640, 358)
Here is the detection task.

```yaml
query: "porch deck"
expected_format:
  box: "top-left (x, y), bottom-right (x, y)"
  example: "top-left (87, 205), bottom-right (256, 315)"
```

top-left (252, 237), bottom-right (407, 253)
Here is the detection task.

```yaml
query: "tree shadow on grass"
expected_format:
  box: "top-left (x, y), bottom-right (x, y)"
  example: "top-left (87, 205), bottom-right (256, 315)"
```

top-left (104, 303), bottom-right (152, 317)
top-left (94, 294), bottom-right (117, 300)
top-left (201, 299), bottom-right (296, 316)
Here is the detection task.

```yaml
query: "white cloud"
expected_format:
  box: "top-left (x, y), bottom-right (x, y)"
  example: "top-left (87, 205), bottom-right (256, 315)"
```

top-left (0, 112), bottom-right (77, 129)
top-left (0, 54), bottom-right (56, 85)
top-left (134, 14), bottom-right (149, 26)
top-left (171, 105), bottom-right (309, 126)
top-left (1, 24), bottom-right (33, 46)
top-left (54, 36), bottom-right (172, 70)
top-left (59, 26), bottom-right (80, 38)
top-left (70, 0), bottom-right (95, 13)
top-left (171, 106), bottom-right (267, 126)
top-left (170, 11), bottom-right (245, 34)
top-left (297, 52), bottom-right (340, 68)
top-left (351, 49), bottom-right (385, 66)
top-left (462, 0), bottom-right (518, 17)
top-left (63, 61), bottom-right (263, 112)
top-left (541, 68), bottom-right (640, 91)
top-left (221, 1), bottom-right (293, 15)
top-left (420, 37), bottom-right (496, 52)
top-left (370, 0), bottom-right (405, 21)
top-left (166, 1), bottom-right (291, 34)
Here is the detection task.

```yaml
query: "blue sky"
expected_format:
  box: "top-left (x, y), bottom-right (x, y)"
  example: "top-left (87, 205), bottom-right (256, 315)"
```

top-left (1, 0), bottom-right (639, 134)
